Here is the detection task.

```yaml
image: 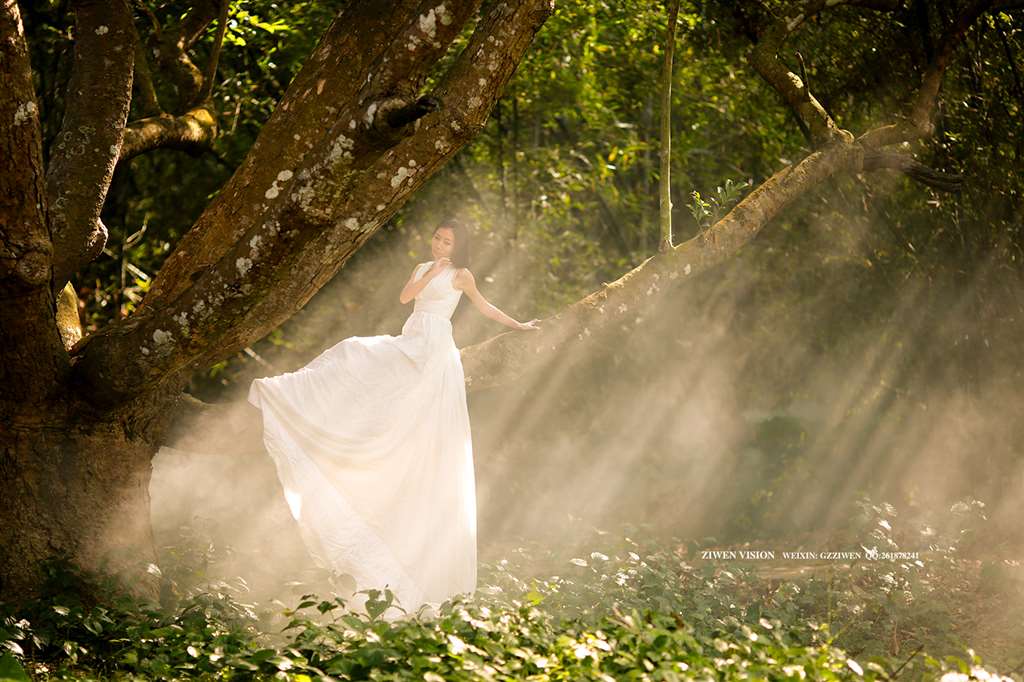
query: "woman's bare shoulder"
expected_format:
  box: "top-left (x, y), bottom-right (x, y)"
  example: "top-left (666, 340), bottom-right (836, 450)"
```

top-left (453, 267), bottom-right (474, 289)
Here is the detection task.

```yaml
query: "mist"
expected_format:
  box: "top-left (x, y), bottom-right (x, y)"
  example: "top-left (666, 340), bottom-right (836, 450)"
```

top-left (149, 165), bottom-right (1024, 626)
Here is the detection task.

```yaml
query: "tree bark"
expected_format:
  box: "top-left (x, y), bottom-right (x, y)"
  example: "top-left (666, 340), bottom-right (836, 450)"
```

top-left (47, 0), bottom-right (135, 297)
top-left (0, 1), bottom-right (68, 403)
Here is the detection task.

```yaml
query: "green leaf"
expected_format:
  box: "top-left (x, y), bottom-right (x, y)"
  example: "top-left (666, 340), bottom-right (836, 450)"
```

top-left (0, 652), bottom-right (30, 682)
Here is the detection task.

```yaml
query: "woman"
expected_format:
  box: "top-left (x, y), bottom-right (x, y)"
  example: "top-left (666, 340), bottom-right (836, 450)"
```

top-left (247, 219), bottom-right (540, 620)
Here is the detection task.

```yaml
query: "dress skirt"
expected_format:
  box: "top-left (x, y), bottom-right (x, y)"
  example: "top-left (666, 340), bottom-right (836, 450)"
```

top-left (247, 309), bottom-right (477, 618)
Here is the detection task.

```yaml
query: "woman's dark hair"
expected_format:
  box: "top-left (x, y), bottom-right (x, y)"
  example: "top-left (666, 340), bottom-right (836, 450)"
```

top-left (435, 218), bottom-right (472, 269)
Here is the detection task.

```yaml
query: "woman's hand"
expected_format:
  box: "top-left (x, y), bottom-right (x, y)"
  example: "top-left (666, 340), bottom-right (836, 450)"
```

top-left (428, 257), bottom-right (451, 277)
top-left (517, 318), bottom-right (542, 331)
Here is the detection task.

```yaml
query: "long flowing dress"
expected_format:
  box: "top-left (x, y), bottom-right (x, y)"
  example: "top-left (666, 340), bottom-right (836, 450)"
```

top-left (246, 261), bottom-right (476, 618)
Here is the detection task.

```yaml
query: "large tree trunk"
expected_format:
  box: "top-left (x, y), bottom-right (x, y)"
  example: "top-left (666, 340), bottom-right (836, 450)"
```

top-left (1, 396), bottom-right (178, 596)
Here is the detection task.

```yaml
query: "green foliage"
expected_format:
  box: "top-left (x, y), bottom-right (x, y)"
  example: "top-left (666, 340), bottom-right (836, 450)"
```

top-left (688, 178), bottom-right (753, 230)
top-left (2, 504), bottom-right (1017, 680)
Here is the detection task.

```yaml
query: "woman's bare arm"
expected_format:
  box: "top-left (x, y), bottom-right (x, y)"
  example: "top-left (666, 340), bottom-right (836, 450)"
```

top-left (399, 258), bottom-right (449, 304)
top-left (454, 268), bottom-right (540, 331)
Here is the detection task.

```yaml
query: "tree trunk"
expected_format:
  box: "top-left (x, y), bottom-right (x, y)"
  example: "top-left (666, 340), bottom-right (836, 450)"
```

top-left (0, 400), bottom-right (174, 596)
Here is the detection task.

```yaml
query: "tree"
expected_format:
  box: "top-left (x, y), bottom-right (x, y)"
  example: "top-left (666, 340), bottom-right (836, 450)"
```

top-left (0, 0), bottom-right (553, 598)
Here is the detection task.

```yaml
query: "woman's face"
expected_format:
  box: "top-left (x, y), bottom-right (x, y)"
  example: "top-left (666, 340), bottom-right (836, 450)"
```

top-left (431, 227), bottom-right (456, 260)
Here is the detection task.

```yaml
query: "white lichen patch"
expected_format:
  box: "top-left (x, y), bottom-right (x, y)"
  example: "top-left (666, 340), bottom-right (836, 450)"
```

top-left (316, 78), bottom-right (326, 95)
top-left (468, 96), bottom-right (482, 109)
top-left (376, 204), bottom-right (386, 211)
top-left (684, 263), bottom-right (692, 275)
top-left (249, 235), bottom-right (262, 249)
top-left (293, 133), bottom-right (301, 140)
top-left (344, 218), bottom-right (360, 231)
top-left (419, 8), bottom-right (437, 39)
top-left (109, 144), bottom-right (118, 155)
top-left (617, 303), bottom-right (628, 314)
top-left (95, 25), bottom-right (109, 35)
top-left (264, 185), bottom-right (280, 199)
top-left (277, 169), bottom-right (293, 182)
top-left (391, 166), bottom-right (413, 188)
top-left (13, 101), bottom-right (36, 126)
top-left (152, 329), bottom-right (172, 345)
top-left (478, 78), bottom-right (487, 87)
top-left (291, 184), bottom-right (315, 207)
top-left (173, 311), bottom-right (189, 333)
top-left (408, 159), bottom-right (417, 167)
top-left (327, 133), bottom-right (355, 163)
top-left (436, 3), bottom-right (452, 25)
top-left (364, 103), bottom-right (378, 126)
top-left (192, 299), bottom-right (207, 317)
top-left (434, 138), bottom-right (449, 151)
top-left (236, 257), bottom-right (253, 276)
top-left (349, 119), bottom-right (357, 130)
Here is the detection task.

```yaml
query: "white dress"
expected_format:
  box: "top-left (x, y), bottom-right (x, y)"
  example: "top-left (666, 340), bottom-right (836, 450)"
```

top-left (246, 261), bottom-right (476, 618)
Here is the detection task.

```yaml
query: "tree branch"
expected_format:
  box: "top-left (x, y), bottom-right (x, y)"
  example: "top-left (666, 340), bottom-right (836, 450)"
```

top-left (47, 0), bottom-right (136, 297)
top-left (859, 0), bottom-right (997, 148)
top-left (118, 105), bottom-right (218, 162)
top-left (73, 0), bottom-right (554, 405)
top-left (198, 0), bottom-right (229, 102)
top-left (147, 1), bottom-right (220, 112)
top-left (748, 0), bottom-right (856, 147)
top-left (459, 142), bottom-right (870, 389)
top-left (131, 17), bottom-right (162, 117)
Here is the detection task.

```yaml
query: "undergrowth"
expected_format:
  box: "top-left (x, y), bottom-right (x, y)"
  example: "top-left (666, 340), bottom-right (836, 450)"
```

top-left (1, 496), bottom-right (1020, 681)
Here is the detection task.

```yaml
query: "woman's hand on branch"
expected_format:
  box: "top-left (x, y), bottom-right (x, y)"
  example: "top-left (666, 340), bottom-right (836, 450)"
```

top-left (517, 318), bottom-right (541, 331)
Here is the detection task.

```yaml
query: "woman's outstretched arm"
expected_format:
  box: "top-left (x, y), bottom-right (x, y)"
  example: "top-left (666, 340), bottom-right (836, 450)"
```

top-left (454, 268), bottom-right (540, 331)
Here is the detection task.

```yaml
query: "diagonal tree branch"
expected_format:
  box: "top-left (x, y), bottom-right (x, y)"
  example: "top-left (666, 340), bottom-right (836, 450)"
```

top-left (48, 0), bottom-right (135, 297)
top-left (127, 0), bottom-right (429, 313)
top-left (0, 1), bottom-right (69, 403)
top-left (460, 142), bottom-right (872, 390)
top-left (748, 0), bottom-right (858, 147)
top-left (72, 0), bottom-right (556, 406)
